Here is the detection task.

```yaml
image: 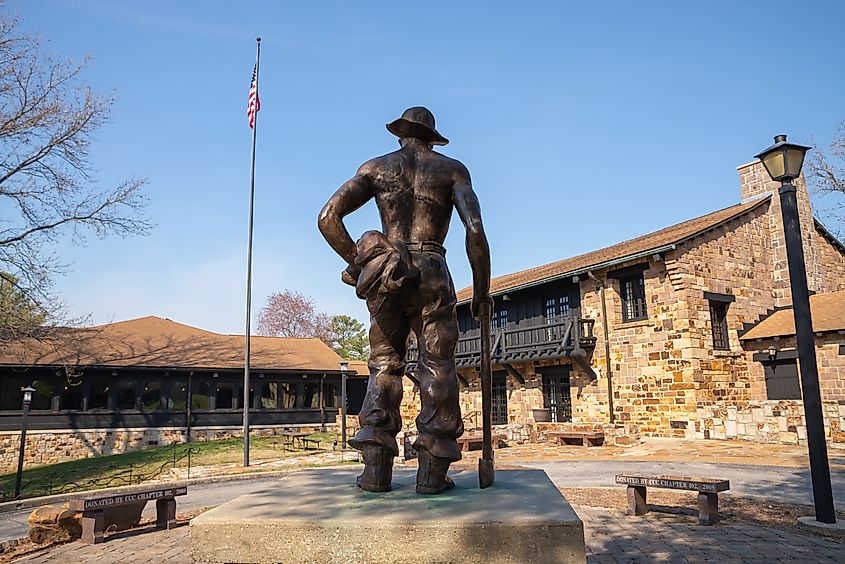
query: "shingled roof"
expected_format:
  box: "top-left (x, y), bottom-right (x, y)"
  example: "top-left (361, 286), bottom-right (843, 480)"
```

top-left (740, 291), bottom-right (845, 341)
top-left (0, 316), bottom-right (345, 372)
top-left (456, 197), bottom-right (772, 303)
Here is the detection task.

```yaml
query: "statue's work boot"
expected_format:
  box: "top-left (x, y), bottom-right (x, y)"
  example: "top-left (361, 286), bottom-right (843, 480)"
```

top-left (356, 445), bottom-right (394, 492)
top-left (416, 448), bottom-right (455, 494)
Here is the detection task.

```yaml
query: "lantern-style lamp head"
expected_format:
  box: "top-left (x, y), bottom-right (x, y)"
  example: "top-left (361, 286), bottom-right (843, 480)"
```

top-left (339, 361), bottom-right (349, 373)
top-left (21, 385), bottom-right (35, 406)
top-left (754, 134), bottom-right (810, 183)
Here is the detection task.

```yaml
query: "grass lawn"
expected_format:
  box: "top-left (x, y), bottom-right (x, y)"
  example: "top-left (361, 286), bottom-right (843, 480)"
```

top-left (0, 431), bottom-right (337, 501)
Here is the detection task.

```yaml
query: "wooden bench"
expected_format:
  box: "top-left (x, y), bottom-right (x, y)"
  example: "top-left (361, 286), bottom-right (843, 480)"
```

top-left (69, 485), bottom-right (188, 544)
top-left (457, 433), bottom-right (507, 452)
top-left (549, 431), bottom-right (604, 447)
top-left (615, 474), bottom-right (730, 525)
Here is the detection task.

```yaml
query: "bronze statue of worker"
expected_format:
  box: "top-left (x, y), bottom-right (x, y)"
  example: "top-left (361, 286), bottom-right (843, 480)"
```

top-left (318, 107), bottom-right (492, 494)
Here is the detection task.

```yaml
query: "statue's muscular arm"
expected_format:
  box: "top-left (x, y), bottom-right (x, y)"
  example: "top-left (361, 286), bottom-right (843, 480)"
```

top-left (318, 162), bottom-right (376, 266)
top-left (452, 164), bottom-right (492, 318)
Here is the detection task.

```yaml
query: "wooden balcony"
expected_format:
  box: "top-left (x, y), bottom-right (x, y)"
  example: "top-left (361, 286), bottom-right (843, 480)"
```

top-left (406, 316), bottom-right (596, 370)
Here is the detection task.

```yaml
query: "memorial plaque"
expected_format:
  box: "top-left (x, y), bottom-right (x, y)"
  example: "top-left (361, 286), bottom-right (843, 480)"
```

top-left (70, 486), bottom-right (188, 511)
top-left (615, 475), bottom-right (729, 493)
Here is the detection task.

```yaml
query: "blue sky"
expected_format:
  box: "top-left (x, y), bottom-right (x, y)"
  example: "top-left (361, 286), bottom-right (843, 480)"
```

top-left (11, 0), bottom-right (845, 334)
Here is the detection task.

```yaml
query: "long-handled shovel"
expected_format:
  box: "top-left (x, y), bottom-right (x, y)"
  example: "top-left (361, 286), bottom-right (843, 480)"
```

top-left (478, 301), bottom-right (495, 489)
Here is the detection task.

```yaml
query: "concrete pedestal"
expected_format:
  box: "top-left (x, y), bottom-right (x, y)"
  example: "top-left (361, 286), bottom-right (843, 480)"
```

top-left (190, 468), bottom-right (585, 564)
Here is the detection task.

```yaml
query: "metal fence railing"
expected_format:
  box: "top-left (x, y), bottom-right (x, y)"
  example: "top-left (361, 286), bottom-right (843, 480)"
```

top-left (0, 443), bottom-right (201, 502)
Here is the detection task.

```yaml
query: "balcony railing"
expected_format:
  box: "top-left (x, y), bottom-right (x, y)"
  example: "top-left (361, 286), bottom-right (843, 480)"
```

top-left (406, 315), bottom-right (596, 370)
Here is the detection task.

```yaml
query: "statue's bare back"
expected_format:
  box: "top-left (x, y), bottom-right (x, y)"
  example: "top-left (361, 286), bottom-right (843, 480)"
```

top-left (363, 148), bottom-right (469, 245)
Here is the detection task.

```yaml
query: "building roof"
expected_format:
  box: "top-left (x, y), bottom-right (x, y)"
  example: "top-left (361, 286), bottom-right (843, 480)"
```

top-left (456, 197), bottom-right (772, 302)
top-left (0, 316), bottom-right (346, 372)
top-left (740, 291), bottom-right (845, 340)
top-left (347, 360), bottom-right (369, 376)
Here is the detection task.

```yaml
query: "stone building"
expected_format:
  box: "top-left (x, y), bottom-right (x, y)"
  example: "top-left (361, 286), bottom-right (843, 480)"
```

top-left (396, 160), bottom-right (845, 448)
top-left (0, 316), bottom-right (366, 472)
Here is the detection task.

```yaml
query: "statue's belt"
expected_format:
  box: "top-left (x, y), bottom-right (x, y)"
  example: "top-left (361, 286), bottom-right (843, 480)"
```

top-left (403, 240), bottom-right (446, 257)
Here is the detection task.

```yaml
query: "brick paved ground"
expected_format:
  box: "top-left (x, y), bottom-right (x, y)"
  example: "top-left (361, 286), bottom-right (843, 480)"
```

top-left (10, 504), bottom-right (844, 563)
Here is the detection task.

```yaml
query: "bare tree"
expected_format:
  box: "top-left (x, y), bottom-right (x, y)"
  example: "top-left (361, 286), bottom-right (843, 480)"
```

top-left (0, 9), bottom-right (150, 341)
top-left (807, 121), bottom-right (845, 235)
top-left (256, 290), bottom-right (333, 342)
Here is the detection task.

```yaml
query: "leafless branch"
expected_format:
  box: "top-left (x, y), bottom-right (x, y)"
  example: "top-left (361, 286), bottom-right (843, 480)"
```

top-left (0, 6), bottom-right (150, 338)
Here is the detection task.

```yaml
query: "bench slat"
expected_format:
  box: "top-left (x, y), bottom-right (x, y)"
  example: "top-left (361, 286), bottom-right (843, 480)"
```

top-left (615, 475), bottom-right (730, 493)
top-left (69, 486), bottom-right (188, 512)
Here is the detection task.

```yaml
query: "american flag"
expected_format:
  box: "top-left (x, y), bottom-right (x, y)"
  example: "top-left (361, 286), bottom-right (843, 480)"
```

top-left (247, 64), bottom-right (260, 128)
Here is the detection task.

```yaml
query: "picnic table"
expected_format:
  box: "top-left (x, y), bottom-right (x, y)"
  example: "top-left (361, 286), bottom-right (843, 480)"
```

top-left (279, 431), bottom-right (320, 450)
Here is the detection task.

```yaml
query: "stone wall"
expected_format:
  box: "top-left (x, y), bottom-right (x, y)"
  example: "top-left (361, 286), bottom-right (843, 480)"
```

top-left (0, 423), bottom-right (330, 473)
top-left (693, 400), bottom-right (845, 448)
top-left (576, 258), bottom-right (700, 437)
top-left (742, 334), bottom-right (845, 402)
top-left (570, 162), bottom-right (845, 440)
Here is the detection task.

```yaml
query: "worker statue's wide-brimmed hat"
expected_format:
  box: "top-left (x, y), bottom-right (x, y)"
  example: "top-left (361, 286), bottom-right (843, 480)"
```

top-left (386, 106), bottom-right (449, 146)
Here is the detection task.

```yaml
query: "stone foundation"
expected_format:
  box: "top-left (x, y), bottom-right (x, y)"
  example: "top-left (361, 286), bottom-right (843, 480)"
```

top-left (191, 468), bottom-right (587, 564)
top-left (0, 424), bottom-right (333, 473)
top-left (692, 400), bottom-right (845, 448)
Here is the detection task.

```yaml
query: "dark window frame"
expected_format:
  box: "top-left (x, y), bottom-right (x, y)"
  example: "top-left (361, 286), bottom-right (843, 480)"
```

top-left (491, 305), bottom-right (509, 330)
top-left (544, 295), bottom-right (571, 324)
top-left (492, 372), bottom-right (508, 425)
top-left (709, 300), bottom-right (730, 350)
top-left (540, 366), bottom-right (572, 423)
top-left (619, 273), bottom-right (647, 322)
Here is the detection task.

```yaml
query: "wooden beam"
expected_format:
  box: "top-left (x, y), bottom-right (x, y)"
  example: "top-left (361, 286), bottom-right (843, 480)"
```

top-left (405, 373), bottom-right (420, 387)
top-left (501, 363), bottom-right (525, 386)
top-left (457, 374), bottom-right (469, 388)
top-left (568, 348), bottom-right (598, 380)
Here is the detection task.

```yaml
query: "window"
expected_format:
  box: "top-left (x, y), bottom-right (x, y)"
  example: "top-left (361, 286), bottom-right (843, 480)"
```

top-left (60, 383), bottom-right (83, 411)
top-left (261, 383), bottom-right (279, 409)
top-left (88, 382), bottom-right (110, 410)
top-left (492, 372), bottom-right (508, 425)
top-left (709, 301), bottom-right (730, 350)
top-left (620, 274), bottom-right (647, 322)
top-left (280, 382), bottom-right (296, 409)
top-left (491, 306), bottom-right (508, 330)
top-left (764, 359), bottom-right (801, 400)
top-left (544, 296), bottom-right (570, 323)
top-left (541, 366), bottom-right (572, 423)
top-left (141, 382), bottom-right (161, 410)
top-left (303, 383), bottom-right (320, 408)
top-left (28, 381), bottom-right (54, 411)
top-left (115, 385), bottom-right (137, 410)
top-left (704, 292), bottom-right (734, 351)
top-left (168, 381), bottom-right (188, 410)
top-left (0, 379), bottom-right (25, 410)
top-left (191, 381), bottom-right (210, 409)
top-left (215, 384), bottom-right (234, 410)
top-left (323, 382), bottom-right (337, 408)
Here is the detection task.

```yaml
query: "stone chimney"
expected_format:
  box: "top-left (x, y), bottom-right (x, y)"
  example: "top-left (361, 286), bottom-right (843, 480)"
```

top-left (736, 160), bottom-right (822, 303)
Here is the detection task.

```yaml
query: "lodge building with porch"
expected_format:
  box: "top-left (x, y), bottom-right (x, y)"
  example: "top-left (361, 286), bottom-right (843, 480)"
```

top-left (399, 159), bottom-right (845, 449)
top-left (0, 316), bottom-right (367, 472)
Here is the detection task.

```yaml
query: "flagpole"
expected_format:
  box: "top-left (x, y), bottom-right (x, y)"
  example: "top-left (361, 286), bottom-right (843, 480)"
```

top-left (243, 36), bottom-right (261, 468)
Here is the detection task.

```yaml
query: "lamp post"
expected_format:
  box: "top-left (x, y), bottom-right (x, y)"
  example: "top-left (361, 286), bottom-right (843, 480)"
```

top-left (14, 385), bottom-right (35, 499)
top-left (755, 134), bottom-right (836, 525)
top-left (340, 361), bottom-right (349, 450)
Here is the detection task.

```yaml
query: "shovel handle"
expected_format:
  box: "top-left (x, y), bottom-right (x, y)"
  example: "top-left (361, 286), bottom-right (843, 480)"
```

top-left (478, 301), bottom-right (495, 488)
